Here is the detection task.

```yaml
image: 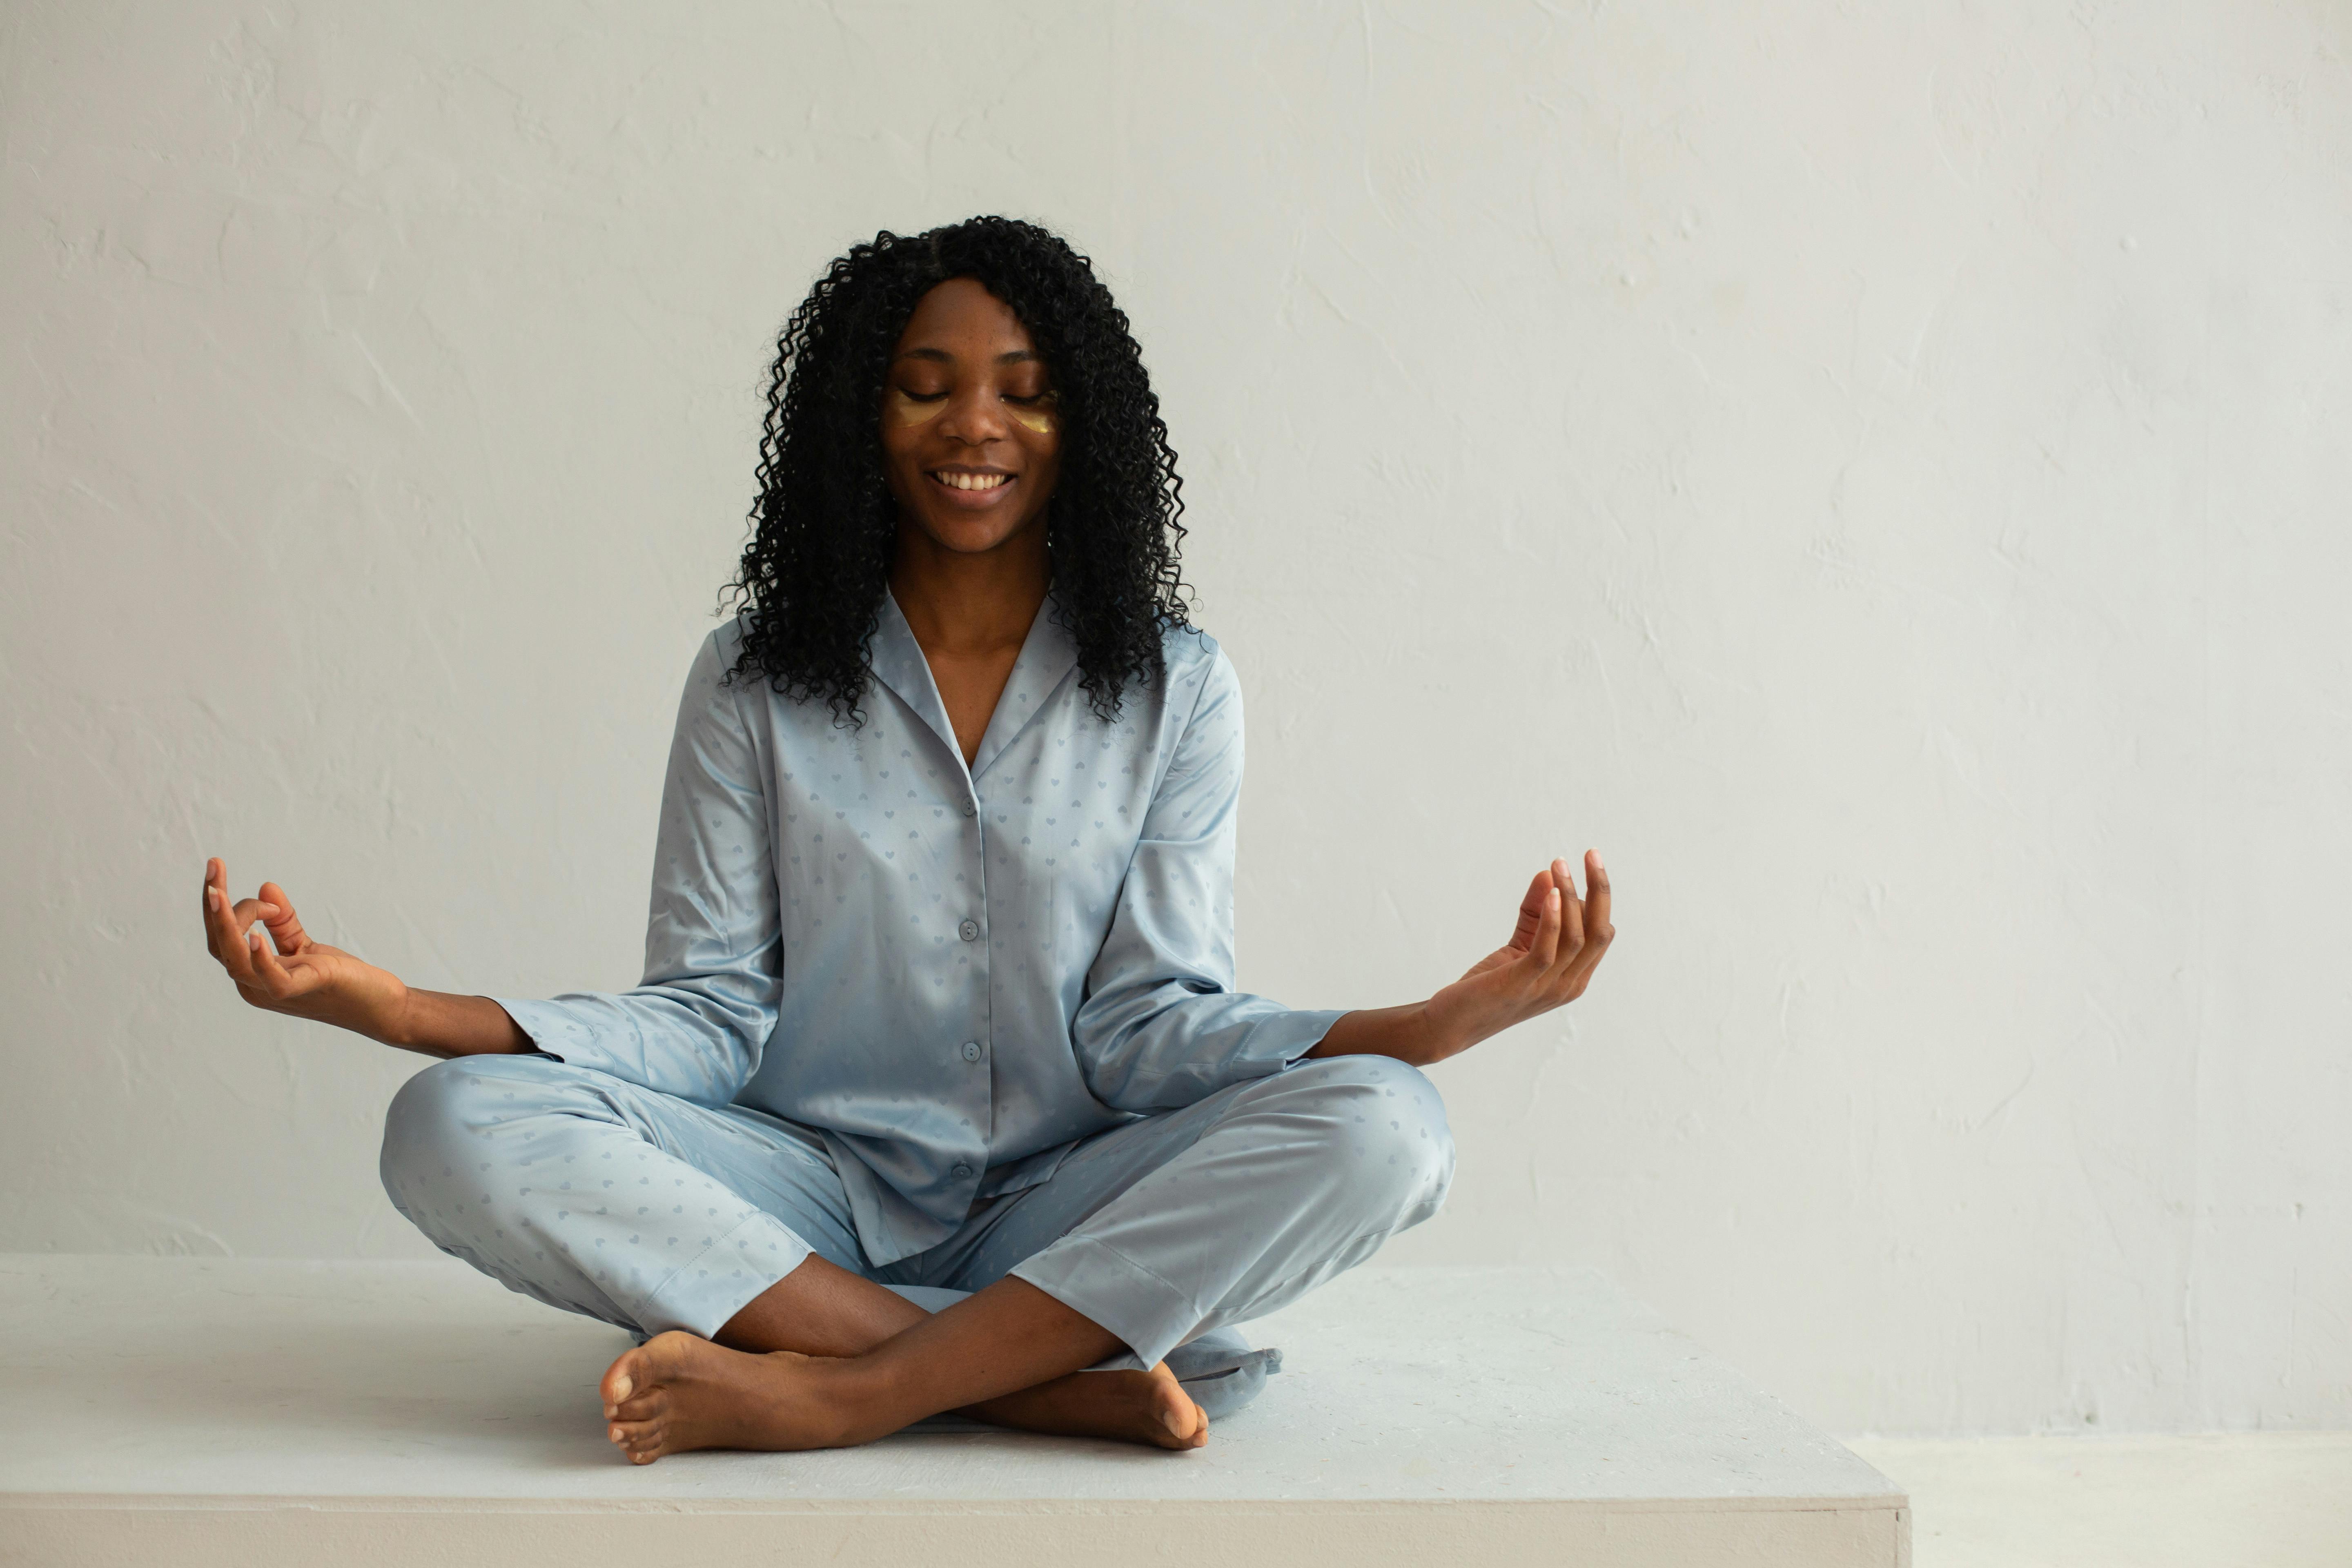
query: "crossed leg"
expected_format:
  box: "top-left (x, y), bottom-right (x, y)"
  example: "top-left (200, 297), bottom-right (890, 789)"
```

top-left (380, 1055), bottom-right (1205, 1457)
top-left (383, 1051), bottom-right (1451, 1462)
top-left (603, 1263), bottom-right (1203, 1461)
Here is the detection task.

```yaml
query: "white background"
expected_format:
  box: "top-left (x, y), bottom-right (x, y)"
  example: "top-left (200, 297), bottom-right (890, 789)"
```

top-left (5, 0), bottom-right (2346, 1437)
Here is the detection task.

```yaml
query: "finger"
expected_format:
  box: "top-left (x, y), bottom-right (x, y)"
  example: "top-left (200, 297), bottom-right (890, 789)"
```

top-left (1546, 856), bottom-right (1585, 974)
top-left (204, 869), bottom-right (257, 979)
top-left (247, 929), bottom-right (298, 998)
top-left (1526, 880), bottom-right (1563, 969)
top-left (202, 859), bottom-right (227, 957)
top-left (1555, 853), bottom-right (1615, 995)
top-left (256, 880), bottom-right (310, 954)
top-left (228, 896), bottom-right (281, 931)
top-left (1506, 869), bottom-right (1552, 952)
top-left (214, 906), bottom-right (263, 987)
top-left (1583, 849), bottom-right (1612, 946)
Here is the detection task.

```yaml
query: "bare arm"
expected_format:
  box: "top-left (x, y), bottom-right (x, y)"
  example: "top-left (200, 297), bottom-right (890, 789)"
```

top-left (1308, 850), bottom-right (1614, 1070)
top-left (199, 857), bottom-right (531, 1058)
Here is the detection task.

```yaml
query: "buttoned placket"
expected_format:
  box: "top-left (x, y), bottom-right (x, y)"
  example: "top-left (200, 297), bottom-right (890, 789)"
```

top-left (860, 586), bottom-right (1075, 1221)
top-left (958, 774), bottom-right (991, 1185)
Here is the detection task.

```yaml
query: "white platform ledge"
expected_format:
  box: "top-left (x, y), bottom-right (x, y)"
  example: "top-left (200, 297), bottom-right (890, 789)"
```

top-left (1, 1256), bottom-right (1907, 1567)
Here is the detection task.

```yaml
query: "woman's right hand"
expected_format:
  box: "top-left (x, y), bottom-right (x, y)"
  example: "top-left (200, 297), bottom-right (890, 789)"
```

top-left (201, 857), bottom-right (411, 1041)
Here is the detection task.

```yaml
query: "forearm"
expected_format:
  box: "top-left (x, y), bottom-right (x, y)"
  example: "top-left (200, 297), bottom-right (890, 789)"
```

top-left (377, 987), bottom-right (534, 1059)
top-left (1306, 1001), bottom-right (1450, 1069)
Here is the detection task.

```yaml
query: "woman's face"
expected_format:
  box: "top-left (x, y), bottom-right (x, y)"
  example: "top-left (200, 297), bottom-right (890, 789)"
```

top-left (880, 277), bottom-right (1062, 559)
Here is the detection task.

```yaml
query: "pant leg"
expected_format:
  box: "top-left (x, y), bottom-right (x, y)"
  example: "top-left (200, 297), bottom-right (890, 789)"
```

top-left (379, 1052), bottom-right (861, 1338)
top-left (903, 1054), bottom-right (1454, 1369)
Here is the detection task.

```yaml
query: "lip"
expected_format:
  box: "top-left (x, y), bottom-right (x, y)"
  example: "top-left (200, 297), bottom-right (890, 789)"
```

top-left (925, 467), bottom-right (1018, 509)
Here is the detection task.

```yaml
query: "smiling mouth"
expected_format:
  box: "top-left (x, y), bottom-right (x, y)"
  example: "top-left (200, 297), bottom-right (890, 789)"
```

top-left (929, 469), bottom-right (1013, 493)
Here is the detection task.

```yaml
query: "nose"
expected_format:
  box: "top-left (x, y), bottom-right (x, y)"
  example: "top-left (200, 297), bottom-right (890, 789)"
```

top-left (933, 384), bottom-right (1011, 447)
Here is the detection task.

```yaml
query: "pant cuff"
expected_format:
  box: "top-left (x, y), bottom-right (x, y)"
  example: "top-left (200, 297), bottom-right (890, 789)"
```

top-left (1010, 1233), bottom-right (1203, 1371)
top-left (626, 1209), bottom-right (812, 1338)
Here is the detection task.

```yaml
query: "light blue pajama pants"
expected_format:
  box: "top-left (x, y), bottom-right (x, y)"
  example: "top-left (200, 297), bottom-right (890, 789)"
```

top-left (379, 1051), bottom-right (1452, 1376)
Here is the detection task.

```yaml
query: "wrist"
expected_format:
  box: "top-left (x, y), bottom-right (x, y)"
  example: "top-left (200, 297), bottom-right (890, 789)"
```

top-left (1414, 996), bottom-right (1475, 1066)
top-left (371, 974), bottom-right (418, 1048)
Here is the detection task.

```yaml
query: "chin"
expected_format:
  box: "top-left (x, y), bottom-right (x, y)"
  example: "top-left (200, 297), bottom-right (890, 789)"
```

top-left (922, 509), bottom-right (1036, 553)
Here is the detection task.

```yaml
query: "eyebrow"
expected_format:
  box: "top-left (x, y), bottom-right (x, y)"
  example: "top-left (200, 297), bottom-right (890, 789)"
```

top-left (896, 347), bottom-right (1040, 364)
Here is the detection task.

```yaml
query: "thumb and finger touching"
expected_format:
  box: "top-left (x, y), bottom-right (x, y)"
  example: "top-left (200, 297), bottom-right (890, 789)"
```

top-left (1505, 852), bottom-right (1615, 1007)
top-left (202, 858), bottom-right (291, 993)
top-left (246, 926), bottom-right (313, 997)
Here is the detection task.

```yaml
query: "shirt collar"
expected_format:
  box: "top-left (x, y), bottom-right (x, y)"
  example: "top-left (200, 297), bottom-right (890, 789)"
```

top-left (869, 585), bottom-right (1081, 784)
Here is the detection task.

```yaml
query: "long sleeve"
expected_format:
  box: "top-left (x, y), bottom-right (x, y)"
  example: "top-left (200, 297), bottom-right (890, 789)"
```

top-left (494, 625), bottom-right (781, 1107)
top-left (1070, 646), bottom-right (1343, 1112)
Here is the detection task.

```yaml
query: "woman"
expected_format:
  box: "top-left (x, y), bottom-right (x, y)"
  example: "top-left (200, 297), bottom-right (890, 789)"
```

top-left (199, 216), bottom-right (1614, 1462)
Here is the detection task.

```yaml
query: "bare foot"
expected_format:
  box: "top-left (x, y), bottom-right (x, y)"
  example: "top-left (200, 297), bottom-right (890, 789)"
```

top-left (599, 1333), bottom-right (1208, 1463)
top-left (962, 1362), bottom-right (1208, 1450)
top-left (601, 1332), bottom-right (857, 1462)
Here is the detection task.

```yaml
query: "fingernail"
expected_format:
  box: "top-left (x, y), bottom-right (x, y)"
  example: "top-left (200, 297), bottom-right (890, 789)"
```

top-left (1591, 850), bottom-right (1606, 870)
top-left (209, 891), bottom-right (222, 911)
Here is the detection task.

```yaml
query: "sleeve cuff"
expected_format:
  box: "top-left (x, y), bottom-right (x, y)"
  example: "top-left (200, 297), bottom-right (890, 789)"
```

top-left (490, 996), bottom-right (608, 1071)
top-left (1259, 1007), bottom-right (1350, 1072)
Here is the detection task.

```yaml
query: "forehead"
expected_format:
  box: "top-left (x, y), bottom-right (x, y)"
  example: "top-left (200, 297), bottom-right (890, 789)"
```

top-left (893, 278), bottom-right (1038, 361)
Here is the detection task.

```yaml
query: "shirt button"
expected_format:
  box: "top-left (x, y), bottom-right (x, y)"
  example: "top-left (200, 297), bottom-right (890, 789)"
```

top-left (951, 1163), bottom-right (973, 1179)
top-left (961, 1040), bottom-right (982, 1062)
top-left (961, 800), bottom-right (977, 817)
top-left (958, 918), bottom-right (980, 942)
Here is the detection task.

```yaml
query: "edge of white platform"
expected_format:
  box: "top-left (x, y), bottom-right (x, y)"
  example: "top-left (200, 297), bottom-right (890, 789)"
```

top-left (7, 1490), bottom-right (1908, 1514)
top-left (5, 1495), bottom-right (1913, 1568)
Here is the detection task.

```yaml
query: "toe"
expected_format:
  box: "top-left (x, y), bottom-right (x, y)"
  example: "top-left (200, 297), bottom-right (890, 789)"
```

top-left (612, 1387), bottom-right (668, 1423)
top-left (611, 1419), bottom-right (664, 1464)
top-left (1148, 1368), bottom-right (1198, 1445)
top-left (600, 1349), bottom-right (643, 1408)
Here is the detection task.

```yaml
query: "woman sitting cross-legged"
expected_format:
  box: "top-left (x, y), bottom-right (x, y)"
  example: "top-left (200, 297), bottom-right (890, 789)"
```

top-left (198, 216), bottom-right (1615, 1463)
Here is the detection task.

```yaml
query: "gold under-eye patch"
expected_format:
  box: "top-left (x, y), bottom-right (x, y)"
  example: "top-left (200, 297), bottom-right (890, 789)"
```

top-left (885, 388), bottom-right (943, 427)
top-left (1007, 399), bottom-right (1057, 436)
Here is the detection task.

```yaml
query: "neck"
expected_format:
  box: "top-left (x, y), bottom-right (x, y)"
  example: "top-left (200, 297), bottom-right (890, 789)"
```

top-left (888, 516), bottom-right (1051, 655)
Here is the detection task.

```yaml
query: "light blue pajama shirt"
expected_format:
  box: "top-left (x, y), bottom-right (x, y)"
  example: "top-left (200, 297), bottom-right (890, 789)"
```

top-left (380, 589), bottom-right (1453, 1372)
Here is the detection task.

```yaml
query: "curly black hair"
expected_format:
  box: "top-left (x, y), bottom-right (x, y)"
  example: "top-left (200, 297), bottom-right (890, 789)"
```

top-left (720, 216), bottom-right (1193, 726)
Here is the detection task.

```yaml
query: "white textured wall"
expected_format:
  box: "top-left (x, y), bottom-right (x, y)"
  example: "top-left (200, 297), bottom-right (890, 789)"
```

top-left (4, 0), bottom-right (2347, 1437)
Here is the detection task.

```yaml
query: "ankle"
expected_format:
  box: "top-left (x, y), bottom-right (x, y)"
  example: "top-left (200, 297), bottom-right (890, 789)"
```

top-left (807, 1347), bottom-right (920, 1445)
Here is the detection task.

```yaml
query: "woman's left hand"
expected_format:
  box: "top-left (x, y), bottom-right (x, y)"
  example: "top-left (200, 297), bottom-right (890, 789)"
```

top-left (1418, 851), bottom-right (1613, 1065)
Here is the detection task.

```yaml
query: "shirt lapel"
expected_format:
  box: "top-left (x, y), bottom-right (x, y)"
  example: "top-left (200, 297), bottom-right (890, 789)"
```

top-left (972, 589), bottom-right (1080, 782)
top-left (867, 588), bottom-right (964, 768)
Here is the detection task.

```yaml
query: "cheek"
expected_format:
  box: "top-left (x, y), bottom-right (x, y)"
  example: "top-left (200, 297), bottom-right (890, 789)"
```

top-left (1007, 405), bottom-right (1056, 437)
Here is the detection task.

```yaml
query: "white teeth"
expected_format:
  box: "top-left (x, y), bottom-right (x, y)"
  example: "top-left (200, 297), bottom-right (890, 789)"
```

top-left (938, 472), bottom-right (1009, 491)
